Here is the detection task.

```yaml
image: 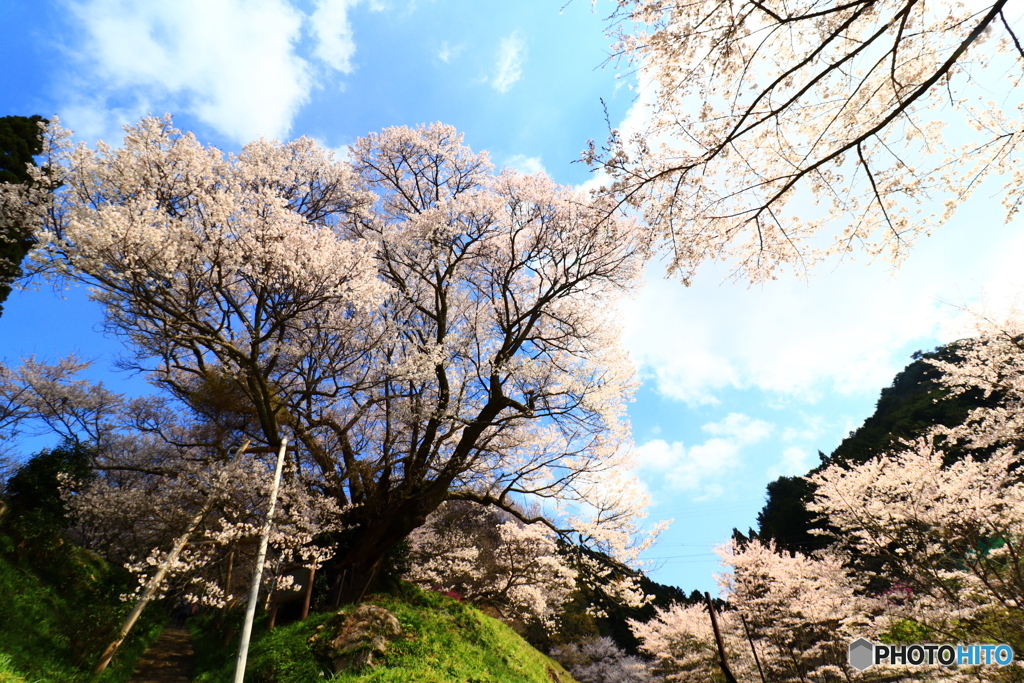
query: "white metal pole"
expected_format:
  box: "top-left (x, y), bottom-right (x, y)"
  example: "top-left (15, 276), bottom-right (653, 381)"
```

top-left (233, 437), bottom-right (289, 683)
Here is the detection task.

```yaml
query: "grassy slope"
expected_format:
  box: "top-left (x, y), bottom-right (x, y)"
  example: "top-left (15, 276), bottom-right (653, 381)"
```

top-left (0, 531), bottom-right (164, 683)
top-left (194, 586), bottom-right (578, 683)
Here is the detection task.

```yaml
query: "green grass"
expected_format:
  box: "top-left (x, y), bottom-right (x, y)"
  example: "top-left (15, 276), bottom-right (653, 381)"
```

top-left (0, 653), bottom-right (29, 683)
top-left (0, 529), bottom-right (164, 683)
top-left (193, 585), bottom-right (577, 683)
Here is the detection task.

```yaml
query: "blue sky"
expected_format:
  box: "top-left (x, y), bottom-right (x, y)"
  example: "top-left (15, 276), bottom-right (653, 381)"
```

top-left (3, 0), bottom-right (1024, 595)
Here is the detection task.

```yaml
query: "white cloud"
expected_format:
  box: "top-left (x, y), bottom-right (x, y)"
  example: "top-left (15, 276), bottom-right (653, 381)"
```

top-left (61, 0), bottom-right (384, 144)
top-left (492, 32), bottom-right (525, 93)
top-left (504, 154), bottom-right (546, 176)
top-left (310, 0), bottom-right (382, 73)
top-left (619, 204), bottom-right (1024, 406)
top-left (65, 0), bottom-right (312, 143)
top-left (437, 40), bottom-right (464, 63)
top-left (310, 0), bottom-right (359, 73)
top-left (636, 414), bottom-right (773, 498)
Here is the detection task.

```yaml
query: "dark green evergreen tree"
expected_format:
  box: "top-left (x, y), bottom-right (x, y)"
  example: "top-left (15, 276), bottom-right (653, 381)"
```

top-left (0, 114), bottom-right (48, 315)
top-left (5, 439), bottom-right (94, 536)
top-left (754, 476), bottom-right (831, 554)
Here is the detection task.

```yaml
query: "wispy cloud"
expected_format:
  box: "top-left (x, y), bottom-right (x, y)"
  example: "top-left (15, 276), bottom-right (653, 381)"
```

top-left (637, 413), bottom-right (773, 499)
top-left (437, 40), bottom-right (464, 64)
top-left (491, 32), bottom-right (525, 93)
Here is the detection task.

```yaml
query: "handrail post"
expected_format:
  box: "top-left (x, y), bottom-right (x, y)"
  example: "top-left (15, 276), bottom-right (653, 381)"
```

top-left (232, 438), bottom-right (289, 683)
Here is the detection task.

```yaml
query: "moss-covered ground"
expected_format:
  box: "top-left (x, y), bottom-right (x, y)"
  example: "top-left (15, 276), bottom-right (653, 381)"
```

top-left (0, 530), bottom-right (164, 683)
top-left (193, 585), bottom-right (577, 683)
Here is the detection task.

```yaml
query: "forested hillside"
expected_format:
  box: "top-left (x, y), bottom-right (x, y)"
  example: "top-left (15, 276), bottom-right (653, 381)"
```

top-left (752, 342), bottom-right (1000, 554)
top-left (635, 328), bottom-right (1024, 682)
top-left (0, 448), bottom-right (163, 683)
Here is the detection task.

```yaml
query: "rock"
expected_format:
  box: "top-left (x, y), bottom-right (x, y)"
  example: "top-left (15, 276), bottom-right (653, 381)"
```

top-left (310, 604), bottom-right (402, 672)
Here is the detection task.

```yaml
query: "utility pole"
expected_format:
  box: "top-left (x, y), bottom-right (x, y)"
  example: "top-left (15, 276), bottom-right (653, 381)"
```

top-left (705, 591), bottom-right (738, 683)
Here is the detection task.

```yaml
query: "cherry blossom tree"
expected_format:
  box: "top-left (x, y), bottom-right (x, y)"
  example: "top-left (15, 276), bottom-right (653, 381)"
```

top-left (72, 441), bottom-right (348, 609)
top-left (315, 123), bottom-right (655, 596)
top-left (630, 540), bottom-right (878, 683)
top-left (926, 306), bottom-right (1024, 452)
top-left (596, 1), bottom-right (1024, 282)
top-left (404, 500), bottom-right (577, 629)
top-left (718, 540), bottom-right (880, 682)
top-left (9, 116), bottom-right (656, 602)
top-left (0, 356), bottom-right (127, 451)
top-left (810, 439), bottom-right (1024, 655)
top-left (629, 601), bottom-right (724, 683)
top-left (549, 636), bottom-right (655, 683)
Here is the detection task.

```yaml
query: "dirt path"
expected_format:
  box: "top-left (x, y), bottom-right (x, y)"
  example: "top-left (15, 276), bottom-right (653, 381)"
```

top-left (128, 626), bottom-right (194, 683)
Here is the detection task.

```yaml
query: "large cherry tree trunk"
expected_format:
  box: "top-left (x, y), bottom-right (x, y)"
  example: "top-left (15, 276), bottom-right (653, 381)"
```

top-left (321, 483), bottom-right (451, 605)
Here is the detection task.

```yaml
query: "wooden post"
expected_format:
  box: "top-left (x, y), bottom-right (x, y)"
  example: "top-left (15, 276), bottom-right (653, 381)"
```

top-left (741, 614), bottom-right (767, 683)
top-left (233, 438), bottom-right (289, 683)
top-left (94, 440), bottom-right (251, 673)
top-left (267, 590), bottom-right (279, 631)
top-left (266, 559), bottom-right (284, 631)
top-left (300, 566), bottom-right (316, 621)
top-left (705, 592), bottom-right (738, 683)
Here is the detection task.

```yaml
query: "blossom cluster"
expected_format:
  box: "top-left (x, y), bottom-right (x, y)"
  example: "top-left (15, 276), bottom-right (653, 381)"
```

top-left (599, 1), bottom-right (1024, 282)
top-left (405, 500), bottom-right (576, 629)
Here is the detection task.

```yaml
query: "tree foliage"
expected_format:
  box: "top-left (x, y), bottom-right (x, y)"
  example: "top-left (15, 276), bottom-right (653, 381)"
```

top-left (597, 1), bottom-right (1024, 282)
top-left (2, 440), bottom-right (95, 562)
top-left (753, 475), bottom-right (828, 555)
top-left (0, 116), bottom-right (47, 187)
top-left (4, 439), bottom-right (94, 531)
